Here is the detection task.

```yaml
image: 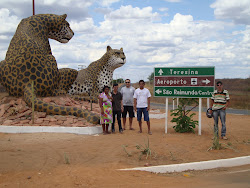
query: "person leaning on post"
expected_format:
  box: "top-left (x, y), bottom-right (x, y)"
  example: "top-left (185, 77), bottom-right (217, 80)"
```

top-left (209, 81), bottom-right (230, 140)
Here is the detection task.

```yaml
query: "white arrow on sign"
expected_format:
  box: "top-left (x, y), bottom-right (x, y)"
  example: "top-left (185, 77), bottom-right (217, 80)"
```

top-left (158, 69), bottom-right (164, 75)
top-left (202, 78), bottom-right (211, 84)
top-left (155, 89), bottom-right (162, 94)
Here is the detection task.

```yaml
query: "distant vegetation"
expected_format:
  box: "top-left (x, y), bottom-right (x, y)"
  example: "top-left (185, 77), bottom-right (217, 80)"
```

top-left (112, 78), bottom-right (124, 84)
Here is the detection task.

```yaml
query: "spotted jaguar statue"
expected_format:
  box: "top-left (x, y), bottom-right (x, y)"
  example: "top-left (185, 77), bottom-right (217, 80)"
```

top-left (0, 14), bottom-right (99, 124)
top-left (68, 46), bottom-right (126, 100)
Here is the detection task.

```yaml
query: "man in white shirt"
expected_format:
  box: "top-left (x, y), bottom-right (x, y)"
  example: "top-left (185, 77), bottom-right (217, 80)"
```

top-left (133, 80), bottom-right (152, 135)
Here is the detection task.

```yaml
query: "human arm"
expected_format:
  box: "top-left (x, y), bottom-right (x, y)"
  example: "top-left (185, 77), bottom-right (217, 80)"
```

top-left (147, 89), bottom-right (151, 111)
top-left (120, 94), bottom-right (124, 112)
top-left (134, 98), bottom-right (137, 112)
top-left (147, 97), bottom-right (150, 111)
top-left (121, 100), bottom-right (124, 112)
top-left (99, 97), bottom-right (104, 114)
top-left (223, 100), bottom-right (230, 110)
top-left (209, 98), bottom-right (214, 113)
top-left (107, 93), bottom-right (113, 102)
top-left (223, 91), bottom-right (230, 110)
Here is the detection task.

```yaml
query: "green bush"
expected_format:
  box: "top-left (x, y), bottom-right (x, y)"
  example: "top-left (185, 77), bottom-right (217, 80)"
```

top-left (170, 98), bottom-right (198, 133)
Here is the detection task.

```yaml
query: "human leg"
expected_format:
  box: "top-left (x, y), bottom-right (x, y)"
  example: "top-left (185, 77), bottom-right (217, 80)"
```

top-left (129, 118), bottom-right (134, 130)
top-left (220, 110), bottom-right (227, 137)
top-left (122, 106), bottom-right (128, 130)
top-left (128, 106), bottom-right (135, 130)
top-left (213, 110), bottom-right (219, 137)
top-left (117, 111), bottom-right (123, 132)
top-left (137, 108), bottom-right (143, 133)
top-left (105, 124), bottom-right (110, 134)
top-left (142, 108), bottom-right (151, 135)
top-left (147, 121), bottom-right (151, 135)
top-left (102, 124), bottom-right (105, 133)
top-left (112, 111), bottom-right (116, 132)
top-left (138, 121), bottom-right (142, 133)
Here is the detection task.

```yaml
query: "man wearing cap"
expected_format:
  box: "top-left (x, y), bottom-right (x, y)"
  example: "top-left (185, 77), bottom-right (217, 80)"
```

top-left (210, 81), bottom-right (230, 140)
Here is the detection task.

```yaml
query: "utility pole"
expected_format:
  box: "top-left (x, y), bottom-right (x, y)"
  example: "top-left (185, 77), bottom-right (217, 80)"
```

top-left (33, 0), bottom-right (35, 15)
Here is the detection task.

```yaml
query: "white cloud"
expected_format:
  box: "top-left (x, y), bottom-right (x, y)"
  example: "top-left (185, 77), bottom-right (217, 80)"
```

top-left (0, 8), bottom-right (21, 34)
top-left (70, 18), bottom-right (97, 33)
top-left (211, 0), bottom-right (250, 25)
top-left (148, 52), bottom-right (173, 63)
top-left (100, 0), bottom-right (120, 7)
top-left (0, 2), bottom-right (249, 82)
top-left (105, 5), bottom-right (161, 21)
top-left (159, 7), bottom-right (169, 12)
top-left (164, 0), bottom-right (181, 2)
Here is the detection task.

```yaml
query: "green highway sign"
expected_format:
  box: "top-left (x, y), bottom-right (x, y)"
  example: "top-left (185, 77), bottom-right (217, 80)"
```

top-left (154, 67), bottom-right (215, 98)
top-left (154, 87), bottom-right (214, 98)
top-left (155, 67), bottom-right (214, 76)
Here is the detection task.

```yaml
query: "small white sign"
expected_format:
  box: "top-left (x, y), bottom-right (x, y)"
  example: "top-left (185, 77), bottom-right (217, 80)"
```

top-left (191, 78), bottom-right (197, 85)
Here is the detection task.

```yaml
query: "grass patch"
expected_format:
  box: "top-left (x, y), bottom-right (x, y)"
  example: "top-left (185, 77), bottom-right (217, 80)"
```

top-left (208, 134), bottom-right (222, 151)
top-left (136, 137), bottom-right (152, 160)
top-left (122, 145), bottom-right (132, 157)
top-left (122, 137), bottom-right (156, 160)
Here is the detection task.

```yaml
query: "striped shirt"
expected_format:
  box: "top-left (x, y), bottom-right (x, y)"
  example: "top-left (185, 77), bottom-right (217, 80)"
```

top-left (211, 90), bottom-right (230, 110)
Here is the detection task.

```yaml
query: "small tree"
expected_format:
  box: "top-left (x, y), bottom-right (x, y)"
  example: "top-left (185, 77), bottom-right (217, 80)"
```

top-left (112, 78), bottom-right (124, 84)
top-left (148, 72), bottom-right (154, 82)
top-left (170, 98), bottom-right (198, 133)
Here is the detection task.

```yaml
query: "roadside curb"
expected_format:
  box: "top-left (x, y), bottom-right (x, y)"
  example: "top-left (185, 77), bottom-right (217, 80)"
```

top-left (120, 156), bottom-right (250, 173)
top-left (0, 125), bottom-right (103, 135)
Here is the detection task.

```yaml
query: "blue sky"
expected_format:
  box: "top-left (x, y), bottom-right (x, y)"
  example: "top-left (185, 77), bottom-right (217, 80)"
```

top-left (0, 0), bottom-right (249, 82)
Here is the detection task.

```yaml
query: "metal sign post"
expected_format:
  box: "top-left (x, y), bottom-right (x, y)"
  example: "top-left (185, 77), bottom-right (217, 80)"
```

top-left (154, 67), bottom-right (215, 135)
top-left (165, 98), bottom-right (168, 133)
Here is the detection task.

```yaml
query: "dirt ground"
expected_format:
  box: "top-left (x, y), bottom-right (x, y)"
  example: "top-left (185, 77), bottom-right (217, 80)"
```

top-left (0, 111), bottom-right (249, 187)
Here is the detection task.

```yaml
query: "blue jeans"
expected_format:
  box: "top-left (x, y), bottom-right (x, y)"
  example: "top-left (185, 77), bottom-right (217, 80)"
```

top-left (213, 109), bottom-right (226, 137)
top-left (137, 107), bottom-right (149, 122)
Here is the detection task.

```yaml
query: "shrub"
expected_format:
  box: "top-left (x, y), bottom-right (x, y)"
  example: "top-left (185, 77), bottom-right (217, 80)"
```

top-left (170, 98), bottom-right (198, 133)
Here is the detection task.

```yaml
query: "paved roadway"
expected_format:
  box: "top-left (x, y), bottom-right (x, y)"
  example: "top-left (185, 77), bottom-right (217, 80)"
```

top-left (151, 102), bottom-right (250, 115)
top-left (175, 165), bottom-right (250, 188)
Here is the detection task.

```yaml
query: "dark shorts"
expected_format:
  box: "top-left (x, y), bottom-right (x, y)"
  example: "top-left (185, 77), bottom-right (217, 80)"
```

top-left (122, 106), bottom-right (135, 118)
top-left (137, 107), bottom-right (149, 122)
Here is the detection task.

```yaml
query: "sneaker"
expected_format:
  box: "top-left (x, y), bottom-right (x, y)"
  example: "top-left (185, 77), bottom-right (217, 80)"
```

top-left (221, 136), bottom-right (228, 140)
top-left (148, 131), bottom-right (152, 135)
top-left (119, 130), bottom-right (123, 134)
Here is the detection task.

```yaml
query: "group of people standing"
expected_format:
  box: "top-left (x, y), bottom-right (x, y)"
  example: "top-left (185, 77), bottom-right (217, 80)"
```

top-left (99, 79), bottom-right (152, 135)
top-left (98, 79), bottom-right (230, 139)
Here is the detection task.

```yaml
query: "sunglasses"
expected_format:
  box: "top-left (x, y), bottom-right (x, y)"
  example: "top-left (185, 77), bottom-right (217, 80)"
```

top-left (125, 82), bottom-right (130, 83)
top-left (217, 85), bottom-right (222, 86)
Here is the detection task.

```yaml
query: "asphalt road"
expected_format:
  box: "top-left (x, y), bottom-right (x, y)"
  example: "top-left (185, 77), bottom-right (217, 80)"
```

top-left (151, 102), bottom-right (250, 115)
top-left (184, 165), bottom-right (250, 188)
